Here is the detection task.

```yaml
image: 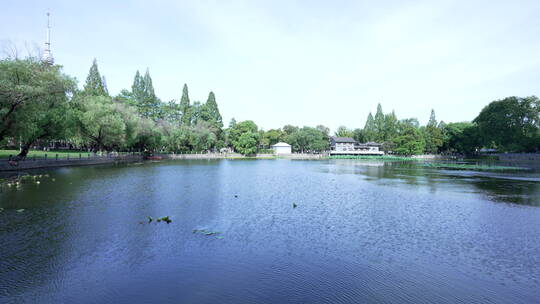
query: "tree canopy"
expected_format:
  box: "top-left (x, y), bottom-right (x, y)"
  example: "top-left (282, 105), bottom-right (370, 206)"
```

top-left (474, 96), bottom-right (539, 152)
top-left (2, 54), bottom-right (537, 157)
top-left (83, 58), bottom-right (108, 96)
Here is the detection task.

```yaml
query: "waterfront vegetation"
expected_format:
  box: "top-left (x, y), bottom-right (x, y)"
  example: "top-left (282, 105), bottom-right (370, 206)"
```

top-left (1, 55), bottom-right (539, 159)
top-left (420, 163), bottom-right (530, 171)
top-left (329, 155), bottom-right (417, 161)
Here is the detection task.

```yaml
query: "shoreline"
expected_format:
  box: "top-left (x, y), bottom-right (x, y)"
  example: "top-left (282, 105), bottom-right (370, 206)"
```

top-left (2, 152), bottom-right (537, 172)
top-left (0, 155), bottom-right (143, 172)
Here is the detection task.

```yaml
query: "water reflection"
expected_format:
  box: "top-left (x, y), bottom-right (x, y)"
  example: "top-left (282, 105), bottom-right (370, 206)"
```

top-left (324, 160), bottom-right (540, 206)
top-left (1, 160), bottom-right (539, 303)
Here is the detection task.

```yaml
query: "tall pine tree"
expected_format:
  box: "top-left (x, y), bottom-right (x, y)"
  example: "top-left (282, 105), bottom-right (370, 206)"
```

top-left (83, 58), bottom-right (108, 96)
top-left (424, 109), bottom-right (443, 154)
top-left (200, 91), bottom-right (223, 130)
top-left (374, 103), bottom-right (385, 142)
top-left (141, 69), bottom-right (161, 119)
top-left (364, 112), bottom-right (376, 142)
top-left (179, 84), bottom-right (192, 126)
top-left (130, 69), bottom-right (161, 120)
top-left (384, 110), bottom-right (398, 142)
top-left (101, 76), bottom-right (109, 95)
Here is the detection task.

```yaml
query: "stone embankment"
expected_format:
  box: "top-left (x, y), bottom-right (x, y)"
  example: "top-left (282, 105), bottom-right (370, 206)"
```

top-left (0, 155), bottom-right (142, 172)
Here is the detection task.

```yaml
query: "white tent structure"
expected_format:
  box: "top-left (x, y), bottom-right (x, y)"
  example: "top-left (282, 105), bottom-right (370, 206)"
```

top-left (272, 142), bottom-right (292, 155)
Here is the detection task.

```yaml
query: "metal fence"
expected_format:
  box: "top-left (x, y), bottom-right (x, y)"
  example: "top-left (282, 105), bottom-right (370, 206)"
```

top-left (4, 152), bottom-right (141, 162)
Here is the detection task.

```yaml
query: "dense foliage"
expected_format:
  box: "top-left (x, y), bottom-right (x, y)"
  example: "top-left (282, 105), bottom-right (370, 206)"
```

top-left (1, 56), bottom-right (538, 156)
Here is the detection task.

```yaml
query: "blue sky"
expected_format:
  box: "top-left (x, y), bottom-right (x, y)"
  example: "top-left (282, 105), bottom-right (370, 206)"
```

top-left (1, 0), bottom-right (539, 131)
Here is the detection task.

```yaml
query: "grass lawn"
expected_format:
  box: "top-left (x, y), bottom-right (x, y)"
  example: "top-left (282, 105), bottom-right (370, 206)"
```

top-left (0, 149), bottom-right (92, 159)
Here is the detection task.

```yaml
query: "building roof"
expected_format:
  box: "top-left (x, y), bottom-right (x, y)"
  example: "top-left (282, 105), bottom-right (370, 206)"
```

top-left (331, 137), bottom-right (356, 143)
top-left (272, 142), bottom-right (291, 147)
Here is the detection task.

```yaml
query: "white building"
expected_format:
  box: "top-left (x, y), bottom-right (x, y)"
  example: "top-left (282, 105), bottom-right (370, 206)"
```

top-left (272, 142), bottom-right (292, 155)
top-left (329, 137), bottom-right (384, 156)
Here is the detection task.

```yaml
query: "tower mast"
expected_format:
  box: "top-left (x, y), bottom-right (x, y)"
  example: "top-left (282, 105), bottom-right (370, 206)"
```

top-left (42, 12), bottom-right (54, 65)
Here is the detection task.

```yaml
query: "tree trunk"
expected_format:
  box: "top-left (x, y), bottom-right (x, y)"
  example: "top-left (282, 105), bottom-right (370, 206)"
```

top-left (15, 141), bottom-right (33, 161)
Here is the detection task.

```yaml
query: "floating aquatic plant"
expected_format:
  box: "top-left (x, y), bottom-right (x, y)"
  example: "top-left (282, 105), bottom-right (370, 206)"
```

top-left (145, 216), bottom-right (171, 224)
top-left (329, 155), bottom-right (416, 161)
top-left (159, 216), bottom-right (172, 224)
top-left (193, 229), bottom-right (220, 236)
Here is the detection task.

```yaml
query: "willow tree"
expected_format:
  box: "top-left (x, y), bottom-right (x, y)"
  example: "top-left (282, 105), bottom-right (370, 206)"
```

top-left (0, 57), bottom-right (76, 158)
top-left (72, 95), bottom-right (127, 152)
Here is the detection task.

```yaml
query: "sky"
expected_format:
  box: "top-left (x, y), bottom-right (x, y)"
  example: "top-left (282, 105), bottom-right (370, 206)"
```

top-left (1, 0), bottom-right (539, 131)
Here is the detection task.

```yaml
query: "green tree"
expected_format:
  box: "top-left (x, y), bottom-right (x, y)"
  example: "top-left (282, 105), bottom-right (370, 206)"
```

top-left (160, 100), bottom-right (182, 124)
top-left (83, 58), bottom-right (108, 96)
top-left (129, 69), bottom-right (161, 120)
top-left (440, 122), bottom-right (480, 154)
top-left (363, 112), bottom-right (376, 141)
top-left (229, 120), bottom-right (258, 153)
top-left (384, 110), bottom-right (398, 142)
top-left (283, 126), bottom-right (328, 153)
top-left (228, 118), bottom-right (237, 128)
top-left (282, 124), bottom-right (299, 136)
top-left (132, 118), bottom-right (163, 152)
top-left (353, 128), bottom-right (366, 143)
top-left (191, 101), bottom-right (202, 125)
top-left (163, 125), bottom-right (192, 152)
top-left (200, 91), bottom-right (223, 131)
top-left (179, 84), bottom-right (192, 126)
top-left (114, 89), bottom-right (134, 105)
top-left (0, 57), bottom-right (76, 158)
top-left (72, 95), bottom-right (127, 152)
top-left (374, 103), bottom-right (385, 141)
top-left (262, 129), bottom-right (284, 146)
top-left (393, 119), bottom-right (425, 155)
top-left (334, 125), bottom-right (354, 137)
top-left (189, 121), bottom-right (218, 152)
top-left (316, 125), bottom-right (330, 138)
top-left (474, 96), bottom-right (539, 152)
top-left (423, 109), bottom-right (443, 154)
top-left (235, 132), bottom-right (259, 155)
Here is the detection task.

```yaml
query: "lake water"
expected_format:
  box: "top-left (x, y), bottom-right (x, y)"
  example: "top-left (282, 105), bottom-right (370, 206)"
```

top-left (1, 159), bottom-right (539, 303)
